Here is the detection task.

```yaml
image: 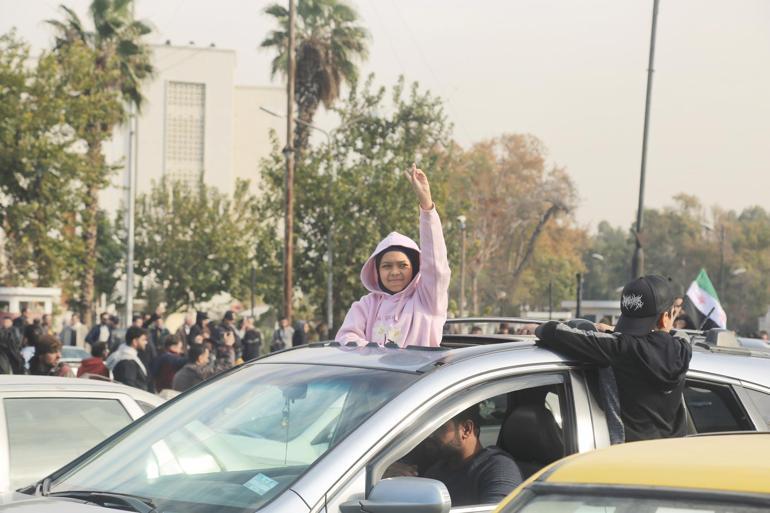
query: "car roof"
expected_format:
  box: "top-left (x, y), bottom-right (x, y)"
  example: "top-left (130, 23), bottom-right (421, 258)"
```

top-left (690, 349), bottom-right (770, 388)
top-left (251, 339), bottom-right (568, 374)
top-left (0, 375), bottom-right (163, 405)
top-left (255, 338), bottom-right (770, 387)
top-left (537, 433), bottom-right (770, 495)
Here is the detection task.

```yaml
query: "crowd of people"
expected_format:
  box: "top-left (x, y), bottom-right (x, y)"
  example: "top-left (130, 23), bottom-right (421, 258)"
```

top-left (0, 306), bottom-right (331, 394)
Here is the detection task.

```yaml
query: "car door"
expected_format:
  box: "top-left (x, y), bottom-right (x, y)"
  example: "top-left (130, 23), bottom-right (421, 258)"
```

top-left (0, 390), bottom-right (140, 492)
top-left (323, 368), bottom-right (593, 513)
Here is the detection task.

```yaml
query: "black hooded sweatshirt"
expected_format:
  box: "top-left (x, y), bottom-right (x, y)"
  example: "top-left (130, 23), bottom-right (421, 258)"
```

top-left (536, 321), bottom-right (692, 442)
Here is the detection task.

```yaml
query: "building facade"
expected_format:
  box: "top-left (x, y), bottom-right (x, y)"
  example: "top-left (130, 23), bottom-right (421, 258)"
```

top-left (101, 44), bottom-right (285, 212)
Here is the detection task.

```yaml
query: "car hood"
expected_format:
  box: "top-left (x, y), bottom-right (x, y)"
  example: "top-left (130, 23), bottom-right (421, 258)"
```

top-left (0, 492), bottom-right (125, 512)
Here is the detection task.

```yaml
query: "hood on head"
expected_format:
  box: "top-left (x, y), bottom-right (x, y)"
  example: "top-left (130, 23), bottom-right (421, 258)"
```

top-left (361, 232), bottom-right (421, 294)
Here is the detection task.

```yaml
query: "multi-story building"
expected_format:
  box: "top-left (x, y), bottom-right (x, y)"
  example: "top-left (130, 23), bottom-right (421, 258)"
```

top-left (101, 43), bottom-right (286, 211)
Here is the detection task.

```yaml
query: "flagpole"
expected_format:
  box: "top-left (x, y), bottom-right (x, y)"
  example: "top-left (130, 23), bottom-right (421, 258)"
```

top-left (698, 306), bottom-right (716, 331)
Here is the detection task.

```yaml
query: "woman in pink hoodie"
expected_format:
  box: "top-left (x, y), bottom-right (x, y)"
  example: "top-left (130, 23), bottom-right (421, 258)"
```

top-left (336, 164), bottom-right (450, 347)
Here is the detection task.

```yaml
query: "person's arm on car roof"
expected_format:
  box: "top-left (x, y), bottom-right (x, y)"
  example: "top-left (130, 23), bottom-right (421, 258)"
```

top-left (535, 321), bottom-right (625, 366)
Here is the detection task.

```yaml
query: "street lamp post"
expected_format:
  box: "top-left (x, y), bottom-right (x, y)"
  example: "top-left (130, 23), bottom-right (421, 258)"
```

top-left (284, 0), bottom-right (297, 322)
top-left (631, 0), bottom-right (661, 280)
top-left (457, 216), bottom-right (467, 318)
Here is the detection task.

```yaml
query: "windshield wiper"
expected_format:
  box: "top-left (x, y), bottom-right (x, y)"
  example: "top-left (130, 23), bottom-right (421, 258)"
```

top-left (47, 490), bottom-right (157, 513)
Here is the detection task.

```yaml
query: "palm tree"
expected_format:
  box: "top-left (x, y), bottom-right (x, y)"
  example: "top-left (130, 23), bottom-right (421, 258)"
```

top-left (261, 0), bottom-right (369, 153)
top-left (47, 0), bottom-right (153, 325)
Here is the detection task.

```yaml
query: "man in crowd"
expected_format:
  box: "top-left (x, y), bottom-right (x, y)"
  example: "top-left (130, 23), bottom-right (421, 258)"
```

top-left (28, 335), bottom-right (73, 377)
top-left (535, 275), bottom-right (692, 442)
top-left (270, 317), bottom-right (293, 352)
top-left (241, 316), bottom-right (262, 361)
top-left (175, 311), bottom-right (196, 351)
top-left (173, 331), bottom-right (235, 392)
top-left (107, 326), bottom-right (151, 391)
top-left (189, 311), bottom-right (209, 344)
top-left (77, 342), bottom-right (110, 379)
top-left (147, 314), bottom-right (170, 353)
top-left (152, 336), bottom-right (187, 392)
top-left (215, 311), bottom-right (242, 357)
top-left (0, 317), bottom-right (24, 375)
top-left (85, 312), bottom-right (114, 350)
top-left (59, 313), bottom-right (87, 349)
top-left (12, 307), bottom-right (31, 334)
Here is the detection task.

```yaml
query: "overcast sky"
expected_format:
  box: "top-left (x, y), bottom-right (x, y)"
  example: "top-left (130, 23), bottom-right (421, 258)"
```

top-left (2, 0), bottom-right (769, 230)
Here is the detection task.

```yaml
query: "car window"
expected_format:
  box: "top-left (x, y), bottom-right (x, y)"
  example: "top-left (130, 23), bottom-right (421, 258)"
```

top-left (51, 364), bottom-right (417, 513)
top-left (743, 387), bottom-right (770, 429)
top-left (4, 397), bottom-right (133, 490)
top-left (377, 379), bottom-right (571, 510)
top-left (683, 380), bottom-right (754, 433)
top-left (135, 400), bottom-right (157, 414)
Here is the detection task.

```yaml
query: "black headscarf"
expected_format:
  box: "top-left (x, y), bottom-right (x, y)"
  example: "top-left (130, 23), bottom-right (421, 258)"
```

top-left (374, 245), bottom-right (420, 294)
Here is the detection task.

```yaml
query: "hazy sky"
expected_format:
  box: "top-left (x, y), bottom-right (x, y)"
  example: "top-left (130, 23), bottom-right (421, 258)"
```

top-left (2, 0), bottom-right (769, 230)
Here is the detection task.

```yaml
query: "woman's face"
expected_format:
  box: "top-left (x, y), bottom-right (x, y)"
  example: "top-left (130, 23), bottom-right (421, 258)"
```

top-left (378, 251), bottom-right (414, 293)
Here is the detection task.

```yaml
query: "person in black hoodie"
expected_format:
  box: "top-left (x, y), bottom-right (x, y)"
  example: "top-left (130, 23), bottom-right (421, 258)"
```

top-left (535, 275), bottom-right (692, 442)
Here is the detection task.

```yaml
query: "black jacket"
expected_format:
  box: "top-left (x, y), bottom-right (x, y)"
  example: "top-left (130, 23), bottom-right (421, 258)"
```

top-left (536, 321), bottom-right (692, 442)
top-left (0, 327), bottom-right (24, 375)
top-left (113, 359), bottom-right (151, 391)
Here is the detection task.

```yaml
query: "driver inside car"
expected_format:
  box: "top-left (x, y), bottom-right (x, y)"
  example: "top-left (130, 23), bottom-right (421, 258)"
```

top-left (384, 404), bottom-right (522, 506)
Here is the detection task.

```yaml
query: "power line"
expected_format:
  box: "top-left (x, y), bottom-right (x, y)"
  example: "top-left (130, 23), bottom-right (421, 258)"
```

top-left (388, 0), bottom-right (471, 143)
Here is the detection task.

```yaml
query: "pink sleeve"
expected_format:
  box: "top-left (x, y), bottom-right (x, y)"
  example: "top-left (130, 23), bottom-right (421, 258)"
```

top-left (335, 296), bottom-right (371, 344)
top-left (417, 207), bottom-right (451, 315)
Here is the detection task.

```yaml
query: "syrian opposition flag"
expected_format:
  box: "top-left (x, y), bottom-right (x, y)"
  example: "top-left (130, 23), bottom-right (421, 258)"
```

top-left (685, 269), bottom-right (727, 330)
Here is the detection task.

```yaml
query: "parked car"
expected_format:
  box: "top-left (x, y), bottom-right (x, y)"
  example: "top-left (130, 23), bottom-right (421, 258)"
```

top-left (0, 376), bottom-right (163, 493)
top-left (8, 324), bottom-right (770, 513)
top-left (494, 432), bottom-right (770, 512)
top-left (60, 346), bottom-right (91, 373)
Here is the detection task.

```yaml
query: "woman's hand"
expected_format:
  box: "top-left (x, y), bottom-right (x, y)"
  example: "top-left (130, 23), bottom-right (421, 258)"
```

top-left (404, 163), bottom-right (433, 210)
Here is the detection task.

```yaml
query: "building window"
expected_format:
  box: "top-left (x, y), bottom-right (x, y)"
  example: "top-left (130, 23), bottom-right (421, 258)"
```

top-left (164, 81), bottom-right (205, 187)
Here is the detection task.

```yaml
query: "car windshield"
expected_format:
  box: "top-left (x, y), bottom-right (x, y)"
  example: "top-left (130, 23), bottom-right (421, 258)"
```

top-left (506, 492), bottom-right (769, 513)
top-left (50, 363), bottom-right (417, 513)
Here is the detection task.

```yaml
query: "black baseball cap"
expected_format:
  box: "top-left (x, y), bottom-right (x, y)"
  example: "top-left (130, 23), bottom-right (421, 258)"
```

top-left (614, 275), bottom-right (675, 335)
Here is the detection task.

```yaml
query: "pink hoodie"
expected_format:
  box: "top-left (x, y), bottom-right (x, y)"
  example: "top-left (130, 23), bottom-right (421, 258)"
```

top-left (336, 207), bottom-right (451, 347)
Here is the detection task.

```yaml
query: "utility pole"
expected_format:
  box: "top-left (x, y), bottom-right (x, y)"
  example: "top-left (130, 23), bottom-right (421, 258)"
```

top-left (283, 0), bottom-right (296, 322)
top-left (631, 0), bottom-right (660, 280)
top-left (327, 226), bottom-right (333, 331)
top-left (576, 273), bottom-right (583, 319)
top-left (548, 281), bottom-right (553, 320)
top-left (718, 224), bottom-right (725, 294)
top-left (458, 216), bottom-right (467, 317)
top-left (125, 0), bottom-right (137, 328)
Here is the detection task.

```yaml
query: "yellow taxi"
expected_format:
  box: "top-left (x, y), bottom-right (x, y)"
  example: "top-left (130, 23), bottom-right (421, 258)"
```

top-left (494, 433), bottom-right (770, 513)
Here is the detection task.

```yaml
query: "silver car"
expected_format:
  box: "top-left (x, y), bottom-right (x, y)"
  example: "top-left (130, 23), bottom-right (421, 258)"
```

top-left (0, 376), bottom-right (163, 493)
top-left (9, 336), bottom-right (770, 513)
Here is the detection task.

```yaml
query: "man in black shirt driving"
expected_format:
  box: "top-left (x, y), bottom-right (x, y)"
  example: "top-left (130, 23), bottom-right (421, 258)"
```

top-left (387, 404), bottom-right (522, 506)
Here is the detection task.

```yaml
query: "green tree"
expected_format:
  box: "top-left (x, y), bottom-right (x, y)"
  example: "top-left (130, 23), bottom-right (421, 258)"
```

top-left (94, 210), bottom-right (125, 304)
top-left (256, 76), bottom-right (452, 326)
top-left (0, 32), bottom-right (85, 290)
top-left (582, 221), bottom-right (633, 300)
top-left (261, 0), bottom-right (369, 153)
top-left (47, 0), bottom-right (153, 324)
top-left (445, 134), bottom-right (580, 315)
top-left (133, 178), bottom-right (262, 312)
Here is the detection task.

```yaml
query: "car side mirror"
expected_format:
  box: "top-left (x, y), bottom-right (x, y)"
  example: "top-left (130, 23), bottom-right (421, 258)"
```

top-left (339, 477), bottom-right (451, 513)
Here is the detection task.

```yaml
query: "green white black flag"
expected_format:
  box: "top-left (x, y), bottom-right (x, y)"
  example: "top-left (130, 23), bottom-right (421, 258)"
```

top-left (685, 269), bottom-right (726, 329)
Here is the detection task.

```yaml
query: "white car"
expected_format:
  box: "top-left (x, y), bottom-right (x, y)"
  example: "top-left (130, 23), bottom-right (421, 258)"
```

top-left (0, 376), bottom-right (163, 493)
